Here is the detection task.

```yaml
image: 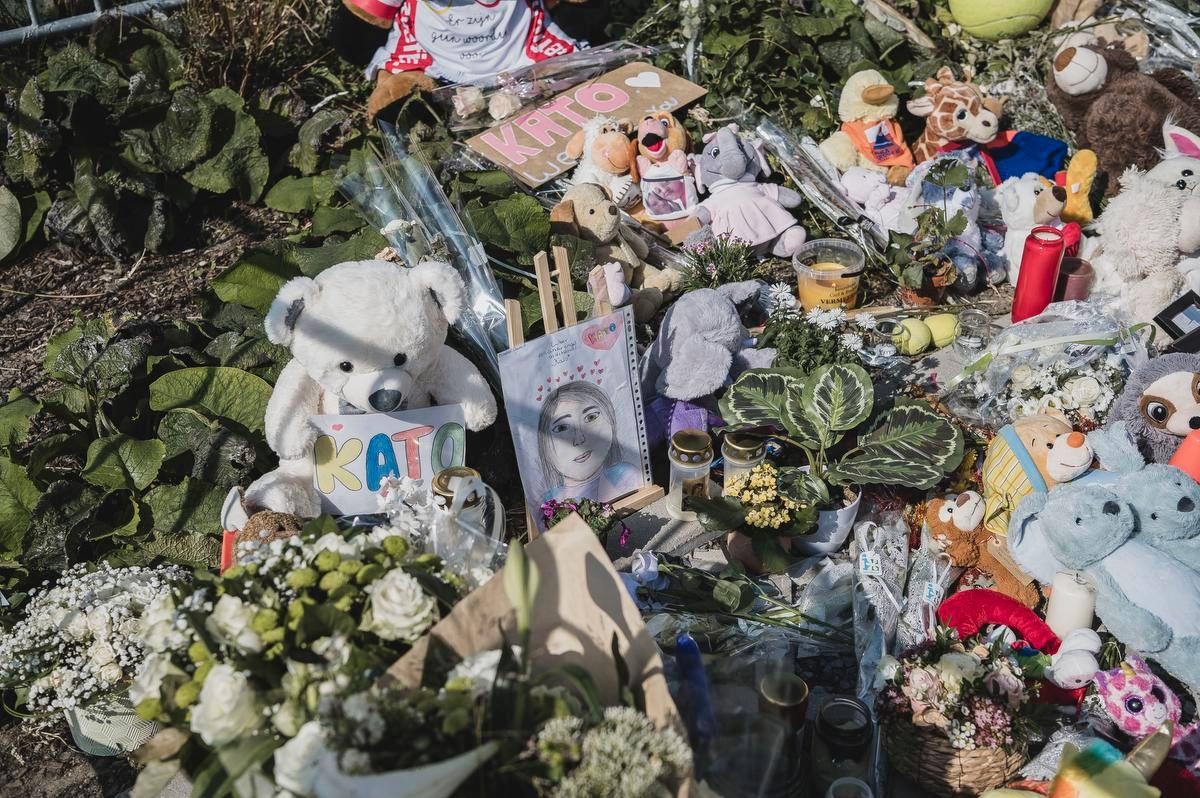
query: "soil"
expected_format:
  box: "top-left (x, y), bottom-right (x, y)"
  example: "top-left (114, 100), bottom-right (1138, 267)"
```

top-left (0, 203), bottom-right (295, 398)
top-left (0, 719), bottom-right (137, 798)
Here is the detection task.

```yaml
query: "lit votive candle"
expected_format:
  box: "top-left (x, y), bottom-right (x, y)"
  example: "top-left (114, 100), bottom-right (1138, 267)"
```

top-left (794, 239), bottom-right (866, 311)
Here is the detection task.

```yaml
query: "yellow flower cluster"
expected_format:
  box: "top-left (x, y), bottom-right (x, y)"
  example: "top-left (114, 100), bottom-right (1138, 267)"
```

top-left (726, 464), bottom-right (804, 530)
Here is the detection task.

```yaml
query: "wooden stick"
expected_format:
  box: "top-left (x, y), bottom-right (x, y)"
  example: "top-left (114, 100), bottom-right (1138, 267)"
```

top-left (552, 245), bottom-right (577, 327)
top-left (504, 298), bottom-right (524, 348)
top-left (533, 252), bottom-right (558, 334)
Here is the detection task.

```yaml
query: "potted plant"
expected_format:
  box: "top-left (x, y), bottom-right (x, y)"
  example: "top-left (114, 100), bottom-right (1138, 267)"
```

top-left (692, 363), bottom-right (964, 569)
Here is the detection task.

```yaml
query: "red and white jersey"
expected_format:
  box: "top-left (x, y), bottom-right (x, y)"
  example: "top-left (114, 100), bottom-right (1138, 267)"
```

top-left (360, 0), bottom-right (579, 85)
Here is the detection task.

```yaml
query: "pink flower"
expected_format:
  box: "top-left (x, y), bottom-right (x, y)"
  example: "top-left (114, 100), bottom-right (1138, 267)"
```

top-left (904, 666), bottom-right (942, 701)
top-left (984, 670), bottom-right (1025, 709)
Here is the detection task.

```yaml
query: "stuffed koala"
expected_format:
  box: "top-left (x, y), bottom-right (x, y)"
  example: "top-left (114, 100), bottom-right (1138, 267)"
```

top-left (1009, 481), bottom-right (1200, 694)
top-left (1108, 353), bottom-right (1200, 464)
top-left (244, 260), bottom-right (498, 517)
top-left (1047, 42), bottom-right (1200, 196)
top-left (549, 182), bottom-right (680, 322)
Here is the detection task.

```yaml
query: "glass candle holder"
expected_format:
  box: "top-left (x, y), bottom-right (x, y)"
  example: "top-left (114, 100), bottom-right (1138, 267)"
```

top-left (668, 429), bottom-right (713, 520)
top-left (954, 308), bottom-right (992, 357)
top-left (721, 434), bottom-right (767, 490)
top-left (433, 466), bottom-right (486, 532)
top-left (810, 696), bottom-right (874, 797)
top-left (794, 239), bottom-right (866, 311)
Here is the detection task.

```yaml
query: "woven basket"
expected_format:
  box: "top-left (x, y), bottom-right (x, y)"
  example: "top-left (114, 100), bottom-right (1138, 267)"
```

top-left (884, 721), bottom-right (1025, 797)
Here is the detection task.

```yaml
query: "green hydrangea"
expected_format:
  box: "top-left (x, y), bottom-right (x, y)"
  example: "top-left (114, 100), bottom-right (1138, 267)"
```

top-left (314, 550), bottom-right (341, 572)
top-left (287, 567), bottom-right (318, 589)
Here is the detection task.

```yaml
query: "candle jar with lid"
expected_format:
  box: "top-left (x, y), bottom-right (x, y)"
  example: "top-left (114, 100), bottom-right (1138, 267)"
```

top-left (722, 434), bottom-right (767, 490)
top-left (810, 696), bottom-right (875, 797)
top-left (433, 465), bottom-right (487, 531)
top-left (668, 429), bottom-right (714, 520)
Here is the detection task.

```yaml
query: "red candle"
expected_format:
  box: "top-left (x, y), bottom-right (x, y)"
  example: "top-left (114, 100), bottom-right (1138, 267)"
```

top-left (1169, 429), bottom-right (1200, 484)
top-left (220, 529), bottom-right (237, 572)
top-left (1012, 226), bottom-right (1066, 323)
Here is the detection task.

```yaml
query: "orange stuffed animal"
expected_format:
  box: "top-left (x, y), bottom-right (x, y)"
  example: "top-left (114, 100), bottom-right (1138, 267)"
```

top-left (925, 490), bottom-right (1042, 609)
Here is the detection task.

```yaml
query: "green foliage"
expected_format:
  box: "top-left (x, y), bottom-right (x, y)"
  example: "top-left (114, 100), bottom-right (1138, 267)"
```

top-left (757, 312), bottom-right (862, 373)
top-left (677, 236), bottom-right (768, 292)
top-left (719, 364), bottom-right (964, 491)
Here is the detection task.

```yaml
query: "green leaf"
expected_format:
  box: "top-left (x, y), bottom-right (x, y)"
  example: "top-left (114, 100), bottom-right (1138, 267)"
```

top-left (50, 324), bottom-right (151, 398)
top-left (82, 435), bottom-right (166, 492)
top-left (91, 490), bottom-right (143, 538)
top-left (285, 228), bottom-right (389, 277)
top-left (26, 480), bottom-right (103, 572)
top-left (185, 88), bottom-right (269, 202)
top-left (751, 536), bottom-right (791, 574)
top-left (290, 109), bottom-right (353, 176)
top-left (800, 362), bottom-right (873, 437)
top-left (311, 206), bottom-right (365, 237)
top-left (503, 540), bottom-right (539, 636)
top-left (40, 43), bottom-right (126, 107)
top-left (4, 79), bottom-right (59, 186)
top-left (18, 189), bottom-right (51, 248)
top-left (718, 369), bottom-right (801, 426)
top-left (157, 409), bottom-right (257, 487)
top-left (687, 495), bottom-right (747, 532)
top-left (297, 605), bottom-right (358, 645)
top-left (264, 174), bottom-right (337, 214)
top-left (137, 530), bottom-right (219, 567)
top-left (212, 252), bottom-right (300, 313)
top-left (0, 390), bottom-right (40, 450)
top-left (464, 194), bottom-right (550, 264)
top-left (0, 456), bottom-right (40, 559)
top-left (143, 477), bottom-right (226, 536)
top-left (26, 431), bottom-right (89, 478)
top-left (150, 88), bottom-right (216, 172)
top-left (711, 578), bottom-right (745, 613)
top-left (0, 185), bottom-right (20, 262)
top-left (827, 400), bottom-right (964, 489)
top-left (149, 366), bottom-right (273, 432)
top-left (72, 152), bottom-right (126, 256)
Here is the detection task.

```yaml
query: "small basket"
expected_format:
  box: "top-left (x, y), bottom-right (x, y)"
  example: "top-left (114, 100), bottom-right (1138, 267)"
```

top-left (884, 721), bottom-right (1026, 797)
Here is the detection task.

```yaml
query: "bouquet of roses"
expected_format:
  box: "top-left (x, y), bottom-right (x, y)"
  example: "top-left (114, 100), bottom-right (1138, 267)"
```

top-left (130, 524), bottom-right (463, 792)
top-left (874, 627), bottom-right (1037, 751)
top-left (979, 353), bottom-right (1124, 427)
top-left (0, 562), bottom-right (185, 715)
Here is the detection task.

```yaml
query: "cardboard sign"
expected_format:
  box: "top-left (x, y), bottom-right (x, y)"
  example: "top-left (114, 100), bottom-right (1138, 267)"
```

top-left (466, 61), bottom-right (706, 188)
top-left (310, 405), bottom-right (467, 516)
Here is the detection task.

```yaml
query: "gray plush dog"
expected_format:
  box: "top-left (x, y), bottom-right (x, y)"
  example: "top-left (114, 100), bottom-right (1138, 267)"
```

top-left (1009, 479), bottom-right (1200, 693)
top-left (686, 124), bottom-right (806, 257)
top-left (1108, 352), bottom-right (1200, 463)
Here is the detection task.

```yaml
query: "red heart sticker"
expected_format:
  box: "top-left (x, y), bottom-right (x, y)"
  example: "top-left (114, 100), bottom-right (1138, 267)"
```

top-left (597, 378), bottom-right (603, 384)
top-left (576, 365), bottom-right (584, 372)
top-left (594, 360), bottom-right (600, 365)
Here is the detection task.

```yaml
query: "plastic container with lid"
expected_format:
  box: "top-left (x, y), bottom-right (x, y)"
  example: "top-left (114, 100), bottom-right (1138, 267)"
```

top-left (794, 239), bottom-right (866, 311)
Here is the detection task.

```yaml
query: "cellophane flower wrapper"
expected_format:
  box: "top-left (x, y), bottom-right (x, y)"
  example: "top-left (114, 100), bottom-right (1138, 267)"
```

top-left (896, 533), bottom-right (962, 652)
top-left (850, 512), bottom-right (909, 699)
top-left (431, 41), bottom-right (659, 132)
top-left (1113, 0), bottom-right (1200, 77)
top-left (338, 129), bottom-right (504, 373)
top-left (945, 300), bottom-right (1150, 428)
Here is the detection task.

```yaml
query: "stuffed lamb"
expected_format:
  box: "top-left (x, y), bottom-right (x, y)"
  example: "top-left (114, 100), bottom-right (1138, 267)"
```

top-left (244, 260), bottom-right (497, 517)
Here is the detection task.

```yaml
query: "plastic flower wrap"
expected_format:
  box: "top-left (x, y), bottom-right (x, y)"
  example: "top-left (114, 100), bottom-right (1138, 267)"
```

top-left (946, 300), bottom-right (1150, 428)
top-left (875, 627), bottom-right (1038, 751)
top-left (0, 562), bottom-right (185, 715)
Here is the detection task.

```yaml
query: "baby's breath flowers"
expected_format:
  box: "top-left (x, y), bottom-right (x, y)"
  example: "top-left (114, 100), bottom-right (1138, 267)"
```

top-left (0, 562), bottom-right (185, 714)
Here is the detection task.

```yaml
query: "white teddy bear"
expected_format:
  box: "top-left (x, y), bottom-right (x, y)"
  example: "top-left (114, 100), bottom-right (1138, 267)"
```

top-left (1086, 166), bottom-right (1200, 325)
top-left (995, 172), bottom-right (1069, 283)
top-left (839, 166), bottom-right (915, 234)
top-left (244, 259), bottom-right (498, 517)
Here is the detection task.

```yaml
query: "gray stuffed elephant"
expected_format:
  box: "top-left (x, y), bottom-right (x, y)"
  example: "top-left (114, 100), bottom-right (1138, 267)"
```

top-left (687, 124), bottom-right (806, 258)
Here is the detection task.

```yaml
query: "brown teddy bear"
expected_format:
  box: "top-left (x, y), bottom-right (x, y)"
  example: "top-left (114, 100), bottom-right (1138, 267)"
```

top-left (549, 183), bottom-right (681, 322)
top-left (1047, 41), bottom-right (1200, 196)
top-left (925, 491), bottom-right (1042, 609)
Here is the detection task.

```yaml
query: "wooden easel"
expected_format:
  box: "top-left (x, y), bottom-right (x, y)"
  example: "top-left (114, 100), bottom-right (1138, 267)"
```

top-left (506, 246), bottom-right (664, 539)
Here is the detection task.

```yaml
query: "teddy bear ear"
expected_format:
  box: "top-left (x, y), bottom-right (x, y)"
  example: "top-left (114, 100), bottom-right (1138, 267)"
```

top-left (1162, 118), bottom-right (1200, 160)
top-left (410, 260), bottom-right (465, 323)
top-left (264, 276), bottom-right (318, 347)
top-left (549, 199), bottom-right (578, 236)
top-left (566, 129), bottom-right (587, 161)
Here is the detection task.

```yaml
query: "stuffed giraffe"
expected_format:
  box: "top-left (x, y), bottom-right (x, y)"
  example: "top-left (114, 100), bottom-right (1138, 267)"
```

top-left (907, 67), bottom-right (1004, 164)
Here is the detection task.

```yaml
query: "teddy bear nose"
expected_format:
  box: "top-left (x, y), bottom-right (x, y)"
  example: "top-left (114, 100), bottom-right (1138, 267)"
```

top-left (1102, 501), bottom-right (1120, 515)
top-left (1191, 416), bottom-right (1200, 430)
top-left (1066, 432), bottom-right (1085, 448)
top-left (1055, 47), bottom-right (1077, 71)
top-left (1180, 497), bottom-right (1196, 513)
top-left (369, 389), bottom-right (404, 412)
top-left (1052, 186), bottom-right (1067, 202)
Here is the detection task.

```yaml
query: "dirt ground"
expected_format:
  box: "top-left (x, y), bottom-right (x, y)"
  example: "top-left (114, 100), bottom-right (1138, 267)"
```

top-left (0, 203), bottom-right (294, 398)
top-left (0, 720), bottom-right (137, 798)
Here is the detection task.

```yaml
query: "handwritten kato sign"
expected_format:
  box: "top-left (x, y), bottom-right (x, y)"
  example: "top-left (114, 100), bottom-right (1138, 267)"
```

top-left (466, 61), bottom-right (706, 188)
top-left (310, 405), bottom-right (466, 516)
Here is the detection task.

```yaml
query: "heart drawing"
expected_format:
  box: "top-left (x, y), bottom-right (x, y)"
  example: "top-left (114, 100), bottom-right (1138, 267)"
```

top-left (331, 423), bottom-right (344, 431)
top-left (582, 322), bottom-right (619, 350)
top-left (624, 70), bottom-right (661, 89)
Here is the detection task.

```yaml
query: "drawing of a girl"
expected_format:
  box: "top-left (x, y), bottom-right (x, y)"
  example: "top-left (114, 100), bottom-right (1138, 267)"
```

top-left (537, 381), bottom-right (639, 505)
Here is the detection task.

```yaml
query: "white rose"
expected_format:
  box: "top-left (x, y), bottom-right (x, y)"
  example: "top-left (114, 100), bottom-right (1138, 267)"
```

top-left (191, 664), bottom-right (263, 746)
top-left (47, 605), bottom-right (69, 628)
top-left (451, 85), bottom-right (486, 118)
top-left (129, 653), bottom-right (185, 705)
top-left (118, 617), bottom-right (141, 638)
top-left (61, 610), bottom-right (89, 640)
top-left (1009, 364), bottom-right (1035, 390)
top-left (89, 640), bottom-right (117, 668)
top-left (1065, 376), bottom-right (1103, 408)
top-left (364, 570), bottom-right (436, 643)
top-left (86, 607), bottom-right (113, 639)
top-left (206, 594), bottom-right (264, 654)
top-left (873, 655), bottom-right (901, 690)
top-left (274, 721), bottom-right (327, 795)
top-left (140, 593), bottom-right (183, 652)
top-left (339, 749), bottom-right (372, 775)
top-left (98, 663), bottom-right (123, 685)
top-left (313, 533), bottom-right (359, 559)
top-left (488, 91), bottom-right (523, 121)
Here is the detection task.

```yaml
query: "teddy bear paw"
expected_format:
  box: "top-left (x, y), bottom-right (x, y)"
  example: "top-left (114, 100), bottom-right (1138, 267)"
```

top-left (461, 398), bottom-right (498, 432)
top-left (245, 471), bottom-right (322, 518)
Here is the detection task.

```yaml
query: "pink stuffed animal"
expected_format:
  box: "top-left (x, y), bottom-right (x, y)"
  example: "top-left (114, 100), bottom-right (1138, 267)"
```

top-left (1095, 653), bottom-right (1200, 773)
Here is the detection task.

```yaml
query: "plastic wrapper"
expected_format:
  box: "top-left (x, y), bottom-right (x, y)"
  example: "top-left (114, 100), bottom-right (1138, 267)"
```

top-left (942, 300), bottom-right (1151, 428)
top-left (431, 41), bottom-right (659, 132)
top-left (339, 128), bottom-right (505, 373)
top-left (850, 513), bottom-right (909, 698)
top-left (1116, 0), bottom-right (1200, 77)
top-left (896, 535), bottom-right (962, 652)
